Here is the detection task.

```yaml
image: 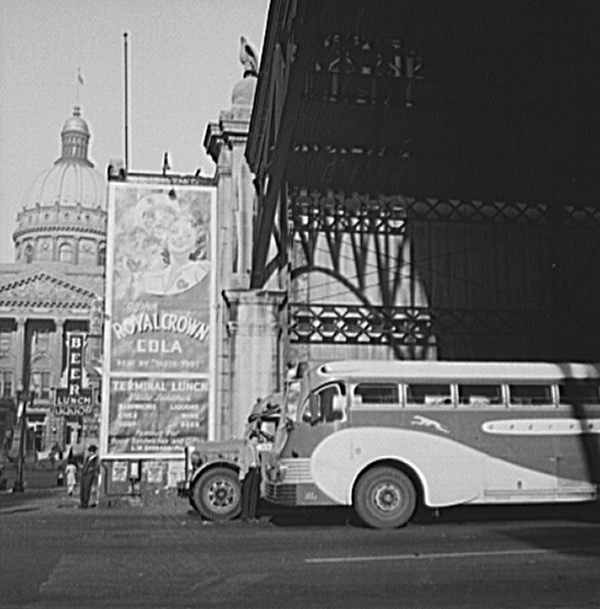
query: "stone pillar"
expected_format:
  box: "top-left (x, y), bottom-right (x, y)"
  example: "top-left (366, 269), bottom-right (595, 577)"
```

top-left (53, 319), bottom-right (65, 384)
top-left (204, 68), bottom-right (261, 441)
top-left (223, 289), bottom-right (286, 439)
top-left (14, 318), bottom-right (26, 392)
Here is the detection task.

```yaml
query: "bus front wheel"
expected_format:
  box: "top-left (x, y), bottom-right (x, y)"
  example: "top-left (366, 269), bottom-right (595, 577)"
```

top-left (191, 467), bottom-right (242, 522)
top-left (354, 466), bottom-right (417, 529)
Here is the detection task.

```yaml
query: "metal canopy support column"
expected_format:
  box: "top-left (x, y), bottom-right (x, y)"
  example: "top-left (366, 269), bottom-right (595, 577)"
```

top-left (249, 2), bottom-right (314, 289)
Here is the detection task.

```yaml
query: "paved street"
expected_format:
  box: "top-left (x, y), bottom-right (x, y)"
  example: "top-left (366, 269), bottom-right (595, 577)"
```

top-left (1, 490), bottom-right (599, 609)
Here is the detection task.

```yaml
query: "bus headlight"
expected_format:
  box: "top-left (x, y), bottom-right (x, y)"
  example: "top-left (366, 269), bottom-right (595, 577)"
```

top-left (190, 451), bottom-right (202, 468)
top-left (266, 464), bottom-right (287, 483)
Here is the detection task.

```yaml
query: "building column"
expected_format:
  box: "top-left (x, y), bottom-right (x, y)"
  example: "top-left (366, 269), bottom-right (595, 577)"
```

top-left (48, 319), bottom-right (65, 451)
top-left (14, 318), bottom-right (26, 392)
top-left (53, 319), bottom-right (65, 387)
top-left (74, 237), bottom-right (81, 266)
top-left (222, 289), bottom-right (286, 440)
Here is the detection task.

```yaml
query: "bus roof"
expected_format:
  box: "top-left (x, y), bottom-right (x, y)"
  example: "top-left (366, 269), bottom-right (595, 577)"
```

top-left (313, 360), bottom-right (600, 383)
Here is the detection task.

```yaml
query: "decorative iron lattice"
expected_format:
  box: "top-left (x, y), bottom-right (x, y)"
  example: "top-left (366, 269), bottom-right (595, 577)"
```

top-left (291, 189), bottom-right (406, 235)
top-left (289, 303), bottom-right (551, 346)
top-left (562, 205), bottom-right (600, 229)
top-left (290, 188), bottom-right (600, 229)
top-left (404, 198), bottom-right (550, 225)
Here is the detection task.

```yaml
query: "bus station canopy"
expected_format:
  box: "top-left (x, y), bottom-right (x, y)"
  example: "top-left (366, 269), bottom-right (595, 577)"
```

top-left (247, 0), bottom-right (600, 216)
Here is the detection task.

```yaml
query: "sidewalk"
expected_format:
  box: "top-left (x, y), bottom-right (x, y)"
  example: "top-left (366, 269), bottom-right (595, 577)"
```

top-left (1, 460), bottom-right (63, 490)
top-left (0, 487), bottom-right (69, 514)
top-left (0, 462), bottom-right (205, 517)
top-left (0, 483), bottom-right (193, 517)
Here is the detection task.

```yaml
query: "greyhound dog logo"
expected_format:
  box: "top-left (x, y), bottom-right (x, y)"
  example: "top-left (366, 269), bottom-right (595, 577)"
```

top-left (411, 415), bottom-right (449, 434)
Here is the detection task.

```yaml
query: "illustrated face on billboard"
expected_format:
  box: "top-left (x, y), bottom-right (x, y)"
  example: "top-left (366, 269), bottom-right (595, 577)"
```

top-left (113, 189), bottom-right (210, 300)
top-left (108, 185), bottom-right (213, 374)
top-left (103, 182), bottom-right (215, 457)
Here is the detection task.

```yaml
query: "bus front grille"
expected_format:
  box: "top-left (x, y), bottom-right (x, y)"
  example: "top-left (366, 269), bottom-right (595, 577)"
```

top-left (265, 482), bottom-right (298, 505)
top-left (281, 458), bottom-right (313, 483)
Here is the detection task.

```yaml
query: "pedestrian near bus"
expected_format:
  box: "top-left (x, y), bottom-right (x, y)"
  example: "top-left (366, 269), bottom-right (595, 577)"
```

top-left (79, 445), bottom-right (99, 508)
top-left (65, 449), bottom-right (78, 496)
top-left (239, 431), bottom-right (260, 522)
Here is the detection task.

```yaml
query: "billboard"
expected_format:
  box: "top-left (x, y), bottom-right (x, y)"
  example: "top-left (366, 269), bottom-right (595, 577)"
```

top-left (101, 180), bottom-right (216, 458)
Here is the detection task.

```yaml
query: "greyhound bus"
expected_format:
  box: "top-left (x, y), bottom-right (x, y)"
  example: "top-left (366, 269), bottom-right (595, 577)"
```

top-left (264, 360), bottom-right (600, 528)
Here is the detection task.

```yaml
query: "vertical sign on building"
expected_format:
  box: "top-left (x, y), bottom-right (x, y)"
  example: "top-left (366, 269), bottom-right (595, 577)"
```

top-left (55, 333), bottom-right (94, 416)
top-left (66, 333), bottom-right (84, 394)
top-left (101, 180), bottom-right (216, 459)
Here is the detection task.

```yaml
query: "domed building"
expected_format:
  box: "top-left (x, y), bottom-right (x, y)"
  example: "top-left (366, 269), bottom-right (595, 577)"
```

top-left (0, 106), bottom-right (106, 470)
top-left (15, 106), bottom-right (106, 267)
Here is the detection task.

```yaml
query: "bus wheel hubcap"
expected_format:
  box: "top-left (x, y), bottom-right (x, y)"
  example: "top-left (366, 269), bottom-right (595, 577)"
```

top-left (209, 482), bottom-right (233, 507)
top-left (374, 484), bottom-right (401, 512)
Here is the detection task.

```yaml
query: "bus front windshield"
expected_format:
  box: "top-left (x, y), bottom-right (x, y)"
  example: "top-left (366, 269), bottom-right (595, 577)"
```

top-left (301, 382), bottom-right (346, 425)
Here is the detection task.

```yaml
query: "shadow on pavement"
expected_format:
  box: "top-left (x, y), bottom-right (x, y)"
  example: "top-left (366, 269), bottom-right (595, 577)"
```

top-left (421, 499), bottom-right (600, 526)
top-left (262, 503), bottom-right (358, 527)
top-left (500, 522), bottom-right (600, 559)
top-left (259, 499), bottom-right (600, 529)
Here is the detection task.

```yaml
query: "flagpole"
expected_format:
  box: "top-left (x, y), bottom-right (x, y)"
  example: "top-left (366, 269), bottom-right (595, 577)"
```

top-left (124, 32), bottom-right (130, 171)
top-left (76, 67), bottom-right (83, 106)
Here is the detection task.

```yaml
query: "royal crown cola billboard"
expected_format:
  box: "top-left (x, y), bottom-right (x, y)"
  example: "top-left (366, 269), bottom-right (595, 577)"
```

top-left (102, 180), bottom-right (216, 458)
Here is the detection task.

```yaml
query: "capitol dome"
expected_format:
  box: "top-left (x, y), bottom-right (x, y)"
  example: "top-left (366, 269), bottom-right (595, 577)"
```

top-left (23, 107), bottom-right (105, 210)
top-left (13, 106), bottom-right (107, 266)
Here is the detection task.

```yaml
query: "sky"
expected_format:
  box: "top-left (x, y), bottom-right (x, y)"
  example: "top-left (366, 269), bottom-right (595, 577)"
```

top-left (0, 0), bottom-right (270, 263)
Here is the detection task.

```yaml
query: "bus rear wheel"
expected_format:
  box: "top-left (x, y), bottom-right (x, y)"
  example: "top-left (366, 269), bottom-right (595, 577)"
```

top-left (354, 466), bottom-right (417, 529)
top-left (191, 467), bottom-right (242, 522)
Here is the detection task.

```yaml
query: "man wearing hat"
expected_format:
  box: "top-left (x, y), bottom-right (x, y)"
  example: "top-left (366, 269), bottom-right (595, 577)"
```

top-left (80, 445), bottom-right (99, 509)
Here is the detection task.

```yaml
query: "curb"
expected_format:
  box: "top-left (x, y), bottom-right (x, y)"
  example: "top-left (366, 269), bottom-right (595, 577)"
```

top-left (0, 488), bottom-right (65, 514)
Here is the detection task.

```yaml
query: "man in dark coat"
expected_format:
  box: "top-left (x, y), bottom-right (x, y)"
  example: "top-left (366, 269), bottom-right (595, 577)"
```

top-left (239, 431), bottom-right (261, 522)
top-left (79, 445), bottom-right (99, 508)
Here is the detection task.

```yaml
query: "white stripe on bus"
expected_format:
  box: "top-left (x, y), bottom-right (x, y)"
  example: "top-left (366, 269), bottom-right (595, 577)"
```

top-left (483, 418), bottom-right (600, 435)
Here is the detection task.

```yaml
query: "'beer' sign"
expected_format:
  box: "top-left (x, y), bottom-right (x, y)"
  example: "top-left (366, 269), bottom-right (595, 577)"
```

top-left (54, 333), bottom-right (93, 416)
top-left (66, 333), bottom-right (84, 396)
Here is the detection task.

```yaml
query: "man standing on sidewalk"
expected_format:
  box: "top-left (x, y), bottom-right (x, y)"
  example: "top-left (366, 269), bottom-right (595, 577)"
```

top-left (239, 431), bottom-right (260, 522)
top-left (79, 445), bottom-right (99, 509)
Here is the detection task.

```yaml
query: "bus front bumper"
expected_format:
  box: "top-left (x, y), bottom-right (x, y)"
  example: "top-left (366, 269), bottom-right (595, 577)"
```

top-left (265, 481), bottom-right (338, 506)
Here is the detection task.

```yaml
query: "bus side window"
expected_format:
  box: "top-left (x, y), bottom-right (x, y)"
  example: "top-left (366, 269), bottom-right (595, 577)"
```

top-left (354, 383), bottom-right (399, 405)
top-left (458, 384), bottom-right (503, 406)
top-left (406, 383), bottom-right (452, 406)
top-left (559, 381), bottom-right (600, 405)
top-left (509, 384), bottom-right (553, 406)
